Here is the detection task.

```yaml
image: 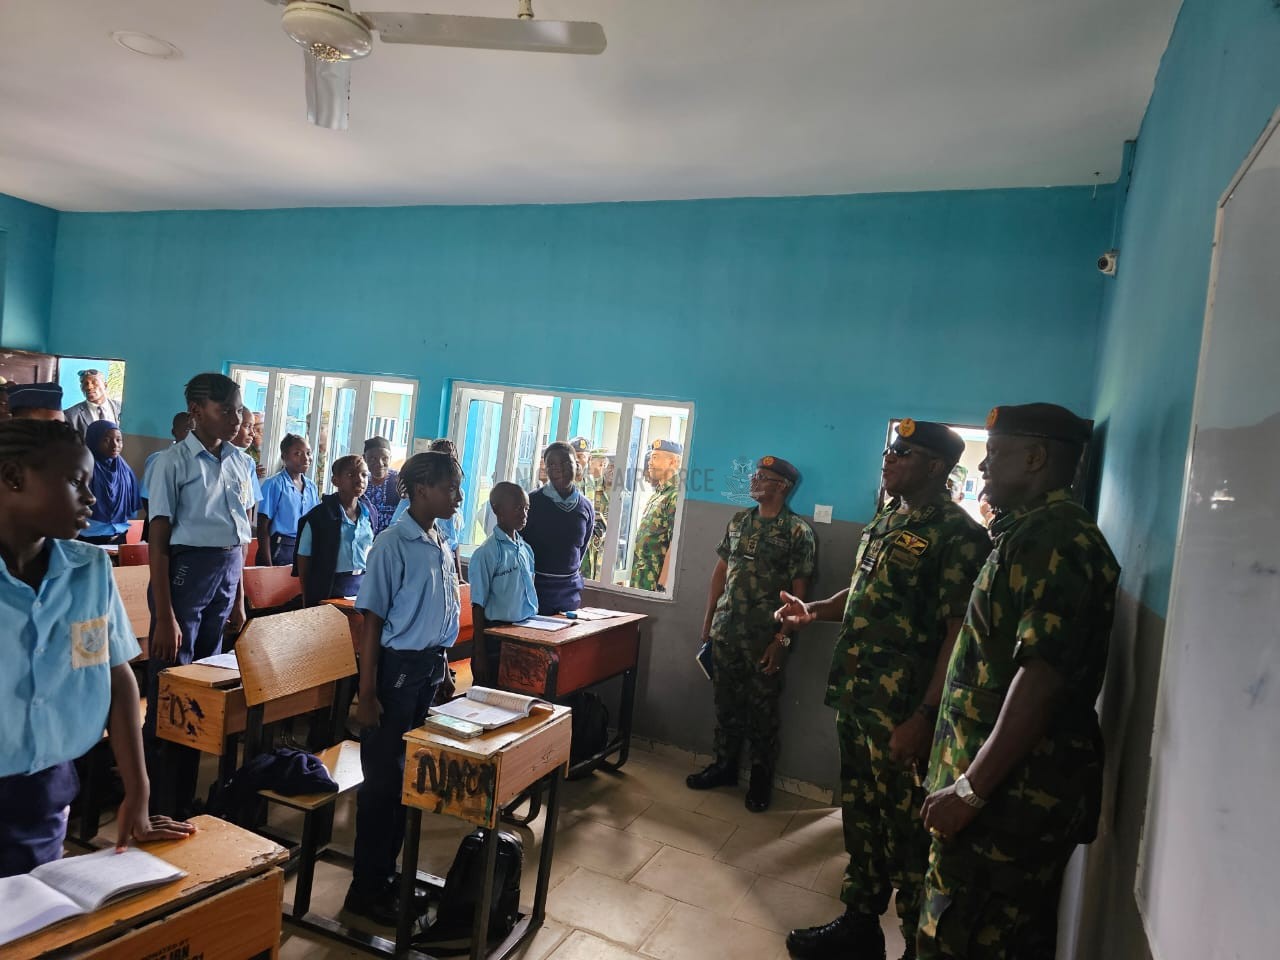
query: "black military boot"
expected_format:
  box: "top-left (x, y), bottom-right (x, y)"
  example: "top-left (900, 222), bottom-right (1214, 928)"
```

top-left (745, 764), bottom-right (772, 812)
top-left (686, 760), bottom-right (737, 790)
top-left (786, 909), bottom-right (885, 959)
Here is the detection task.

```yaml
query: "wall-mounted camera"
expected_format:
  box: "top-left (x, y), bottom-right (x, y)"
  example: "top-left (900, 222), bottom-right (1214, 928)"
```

top-left (1098, 249), bottom-right (1119, 276)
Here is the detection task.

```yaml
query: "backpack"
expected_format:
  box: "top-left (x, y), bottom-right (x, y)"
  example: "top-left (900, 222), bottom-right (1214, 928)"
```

top-left (567, 690), bottom-right (610, 776)
top-left (416, 829), bottom-right (523, 951)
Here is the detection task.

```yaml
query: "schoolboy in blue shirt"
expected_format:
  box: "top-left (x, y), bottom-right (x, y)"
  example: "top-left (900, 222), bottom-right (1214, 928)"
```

top-left (0, 420), bottom-right (193, 875)
top-left (145, 373), bottom-right (255, 818)
top-left (295, 454), bottom-right (374, 606)
top-left (468, 482), bottom-right (537, 686)
top-left (346, 451), bottom-right (463, 925)
top-left (257, 433), bottom-right (318, 567)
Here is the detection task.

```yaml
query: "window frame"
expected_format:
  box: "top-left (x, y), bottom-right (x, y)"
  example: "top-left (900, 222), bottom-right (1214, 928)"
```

top-left (448, 380), bottom-right (695, 602)
top-left (229, 363), bottom-right (418, 489)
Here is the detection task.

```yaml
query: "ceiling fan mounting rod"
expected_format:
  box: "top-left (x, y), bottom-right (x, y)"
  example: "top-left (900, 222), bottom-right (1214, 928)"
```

top-left (517, 0), bottom-right (534, 20)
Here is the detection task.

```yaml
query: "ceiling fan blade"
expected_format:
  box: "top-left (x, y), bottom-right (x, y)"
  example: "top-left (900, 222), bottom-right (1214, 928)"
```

top-left (361, 12), bottom-right (606, 55)
top-left (303, 51), bottom-right (352, 130)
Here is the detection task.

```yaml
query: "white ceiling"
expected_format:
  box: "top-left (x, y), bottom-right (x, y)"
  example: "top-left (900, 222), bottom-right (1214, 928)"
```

top-left (0, 0), bottom-right (1182, 212)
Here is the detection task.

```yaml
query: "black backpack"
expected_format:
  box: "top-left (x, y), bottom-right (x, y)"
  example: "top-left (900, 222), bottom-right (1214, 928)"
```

top-left (567, 691), bottom-right (610, 776)
top-left (416, 829), bottom-right (523, 951)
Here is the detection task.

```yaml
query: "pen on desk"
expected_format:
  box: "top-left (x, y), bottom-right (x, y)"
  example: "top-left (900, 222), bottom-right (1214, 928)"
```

top-left (564, 611), bottom-right (579, 620)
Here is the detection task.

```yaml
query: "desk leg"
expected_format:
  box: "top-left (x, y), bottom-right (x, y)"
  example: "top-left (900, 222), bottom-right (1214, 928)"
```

top-left (599, 666), bottom-right (637, 771)
top-left (471, 825), bottom-right (500, 960)
top-left (532, 769), bottom-right (562, 925)
top-left (396, 807), bottom-right (423, 956)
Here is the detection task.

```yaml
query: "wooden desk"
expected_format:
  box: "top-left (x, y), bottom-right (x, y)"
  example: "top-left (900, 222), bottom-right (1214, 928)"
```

top-left (9, 816), bottom-right (287, 960)
top-left (399, 706), bottom-right (571, 960)
top-left (490, 613), bottom-right (646, 776)
top-left (325, 583), bottom-right (474, 650)
top-left (156, 662), bottom-right (334, 786)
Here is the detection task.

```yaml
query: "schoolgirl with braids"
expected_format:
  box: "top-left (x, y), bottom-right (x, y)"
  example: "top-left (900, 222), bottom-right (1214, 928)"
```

top-left (344, 451), bottom-right (463, 925)
top-left (0, 420), bottom-right (193, 875)
top-left (143, 372), bottom-right (256, 818)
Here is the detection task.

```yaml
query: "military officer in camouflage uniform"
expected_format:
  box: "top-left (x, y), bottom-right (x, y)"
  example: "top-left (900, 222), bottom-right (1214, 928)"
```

top-left (630, 439), bottom-right (683, 591)
top-left (917, 404), bottom-right (1117, 960)
top-left (779, 420), bottom-right (988, 960)
top-left (686, 456), bottom-right (816, 812)
top-left (580, 449), bottom-right (613, 581)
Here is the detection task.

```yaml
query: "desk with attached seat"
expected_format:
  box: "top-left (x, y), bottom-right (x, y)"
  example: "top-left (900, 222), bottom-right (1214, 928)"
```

top-left (488, 613), bottom-right (646, 777)
top-left (6, 816), bottom-right (287, 960)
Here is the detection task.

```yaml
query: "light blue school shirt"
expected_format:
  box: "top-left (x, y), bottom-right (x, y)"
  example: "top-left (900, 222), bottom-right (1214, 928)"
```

top-left (259, 469), bottom-right (319, 538)
top-left (391, 497), bottom-right (461, 552)
top-left (139, 448), bottom-right (167, 500)
top-left (146, 432), bottom-right (255, 547)
top-left (0, 540), bottom-right (140, 777)
top-left (468, 528), bottom-right (537, 623)
top-left (234, 445), bottom-right (264, 507)
top-left (82, 518), bottom-right (130, 539)
top-left (356, 513), bottom-right (460, 652)
top-left (297, 501), bottom-right (375, 574)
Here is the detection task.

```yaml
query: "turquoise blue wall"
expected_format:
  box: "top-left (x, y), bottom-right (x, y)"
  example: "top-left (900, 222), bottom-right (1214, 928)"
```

top-left (50, 186), bottom-right (1113, 520)
top-left (0, 193), bottom-right (58, 351)
top-left (1091, 0), bottom-right (1280, 614)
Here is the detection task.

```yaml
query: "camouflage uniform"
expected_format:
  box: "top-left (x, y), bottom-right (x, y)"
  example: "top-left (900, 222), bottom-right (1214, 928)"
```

top-left (710, 506), bottom-right (816, 769)
top-left (918, 488), bottom-right (1119, 960)
top-left (580, 477), bottom-right (610, 581)
top-left (630, 479), bottom-right (678, 590)
top-left (827, 495), bottom-right (988, 946)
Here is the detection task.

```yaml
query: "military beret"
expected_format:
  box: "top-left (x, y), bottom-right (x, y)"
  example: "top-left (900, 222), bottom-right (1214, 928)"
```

top-left (589, 448), bottom-right (613, 458)
top-left (757, 455), bottom-right (799, 485)
top-left (7, 381), bottom-right (63, 412)
top-left (896, 418), bottom-right (966, 466)
top-left (986, 403), bottom-right (1092, 444)
top-left (650, 439), bottom-right (684, 456)
top-left (569, 436), bottom-right (591, 453)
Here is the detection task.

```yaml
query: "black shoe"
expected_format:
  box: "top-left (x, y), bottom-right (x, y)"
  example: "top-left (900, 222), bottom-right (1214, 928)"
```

top-left (786, 910), bottom-right (885, 959)
top-left (343, 882), bottom-right (426, 928)
top-left (745, 765), bottom-right (772, 812)
top-left (686, 761), bottom-right (737, 790)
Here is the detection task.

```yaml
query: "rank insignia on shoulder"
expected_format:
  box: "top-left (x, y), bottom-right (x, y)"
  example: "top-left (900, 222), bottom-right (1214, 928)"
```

top-left (895, 531), bottom-right (930, 556)
top-left (898, 418), bottom-right (916, 438)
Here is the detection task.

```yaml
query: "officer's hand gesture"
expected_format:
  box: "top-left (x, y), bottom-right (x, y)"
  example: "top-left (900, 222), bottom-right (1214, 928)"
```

top-left (921, 784), bottom-right (980, 841)
top-left (774, 591), bottom-right (814, 629)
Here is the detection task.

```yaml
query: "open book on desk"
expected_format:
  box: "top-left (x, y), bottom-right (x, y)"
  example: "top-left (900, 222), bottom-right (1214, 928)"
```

top-left (429, 685), bottom-right (552, 731)
top-left (0, 847), bottom-right (186, 947)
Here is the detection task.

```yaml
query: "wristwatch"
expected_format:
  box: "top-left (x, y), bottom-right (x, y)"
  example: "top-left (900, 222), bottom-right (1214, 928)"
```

top-left (774, 633), bottom-right (792, 649)
top-left (954, 773), bottom-right (986, 809)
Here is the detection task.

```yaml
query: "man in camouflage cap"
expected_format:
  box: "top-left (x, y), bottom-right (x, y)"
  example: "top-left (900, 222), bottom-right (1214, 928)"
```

top-left (779, 420), bottom-right (988, 960)
top-left (630, 439), bottom-right (683, 591)
top-left (686, 456), bottom-right (816, 812)
top-left (917, 403), bottom-right (1118, 960)
top-left (580, 449), bottom-right (613, 581)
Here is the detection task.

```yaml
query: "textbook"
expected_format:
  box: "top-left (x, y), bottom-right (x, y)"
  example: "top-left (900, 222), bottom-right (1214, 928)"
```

top-left (696, 641), bottom-right (714, 681)
top-left (422, 714), bottom-right (485, 740)
top-left (429, 686), bottom-right (552, 731)
top-left (0, 847), bottom-right (187, 947)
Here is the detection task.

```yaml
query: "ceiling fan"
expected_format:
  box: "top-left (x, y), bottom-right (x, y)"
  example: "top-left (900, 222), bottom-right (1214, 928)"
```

top-left (266, 0), bottom-right (607, 130)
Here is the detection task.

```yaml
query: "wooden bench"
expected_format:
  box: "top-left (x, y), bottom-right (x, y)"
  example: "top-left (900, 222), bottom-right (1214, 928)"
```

top-left (117, 542), bottom-right (149, 566)
top-left (235, 603), bottom-right (361, 920)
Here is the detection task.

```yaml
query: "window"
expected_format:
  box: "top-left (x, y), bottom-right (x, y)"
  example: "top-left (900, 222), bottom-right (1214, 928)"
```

top-left (448, 382), bottom-right (694, 599)
top-left (230, 365), bottom-right (417, 491)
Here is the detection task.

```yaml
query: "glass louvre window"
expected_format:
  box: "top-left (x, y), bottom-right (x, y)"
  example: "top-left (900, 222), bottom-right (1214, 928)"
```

top-left (448, 382), bottom-right (694, 600)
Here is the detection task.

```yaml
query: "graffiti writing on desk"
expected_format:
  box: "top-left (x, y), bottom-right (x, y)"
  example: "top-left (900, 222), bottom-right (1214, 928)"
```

top-left (166, 693), bottom-right (206, 737)
top-left (413, 750), bottom-right (496, 805)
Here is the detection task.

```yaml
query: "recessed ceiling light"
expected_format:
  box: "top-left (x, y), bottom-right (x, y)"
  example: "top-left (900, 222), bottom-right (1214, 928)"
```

top-left (111, 31), bottom-right (182, 59)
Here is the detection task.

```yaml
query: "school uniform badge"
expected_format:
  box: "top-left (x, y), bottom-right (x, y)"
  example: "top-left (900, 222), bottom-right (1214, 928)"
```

top-left (71, 614), bottom-right (110, 669)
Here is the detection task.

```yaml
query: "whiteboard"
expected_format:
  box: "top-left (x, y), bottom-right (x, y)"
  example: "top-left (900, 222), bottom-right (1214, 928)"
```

top-left (1136, 109), bottom-right (1280, 960)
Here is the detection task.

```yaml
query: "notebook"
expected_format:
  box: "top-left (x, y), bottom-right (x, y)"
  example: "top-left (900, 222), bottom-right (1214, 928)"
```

top-left (429, 686), bottom-right (552, 731)
top-left (0, 848), bottom-right (186, 947)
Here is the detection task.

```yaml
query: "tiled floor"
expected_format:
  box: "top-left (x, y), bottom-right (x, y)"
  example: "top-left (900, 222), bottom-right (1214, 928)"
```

top-left (254, 746), bottom-right (910, 959)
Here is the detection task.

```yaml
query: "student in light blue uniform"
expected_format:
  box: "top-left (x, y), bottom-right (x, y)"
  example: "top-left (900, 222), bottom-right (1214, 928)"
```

top-left (468, 482), bottom-right (537, 686)
top-left (0, 420), bottom-right (193, 875)
top-left (344, 452), bottom-right (462, 926)
top-left (295, 455), bottom-right (374, 605)
top-left (257, 433), bottom-right (318, 567)
top-left (145, 373), bottom-right (256, 818)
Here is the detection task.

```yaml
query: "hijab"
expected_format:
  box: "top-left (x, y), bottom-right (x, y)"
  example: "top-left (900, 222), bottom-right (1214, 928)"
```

top-left (85, 420), bottom-right (140, 525)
